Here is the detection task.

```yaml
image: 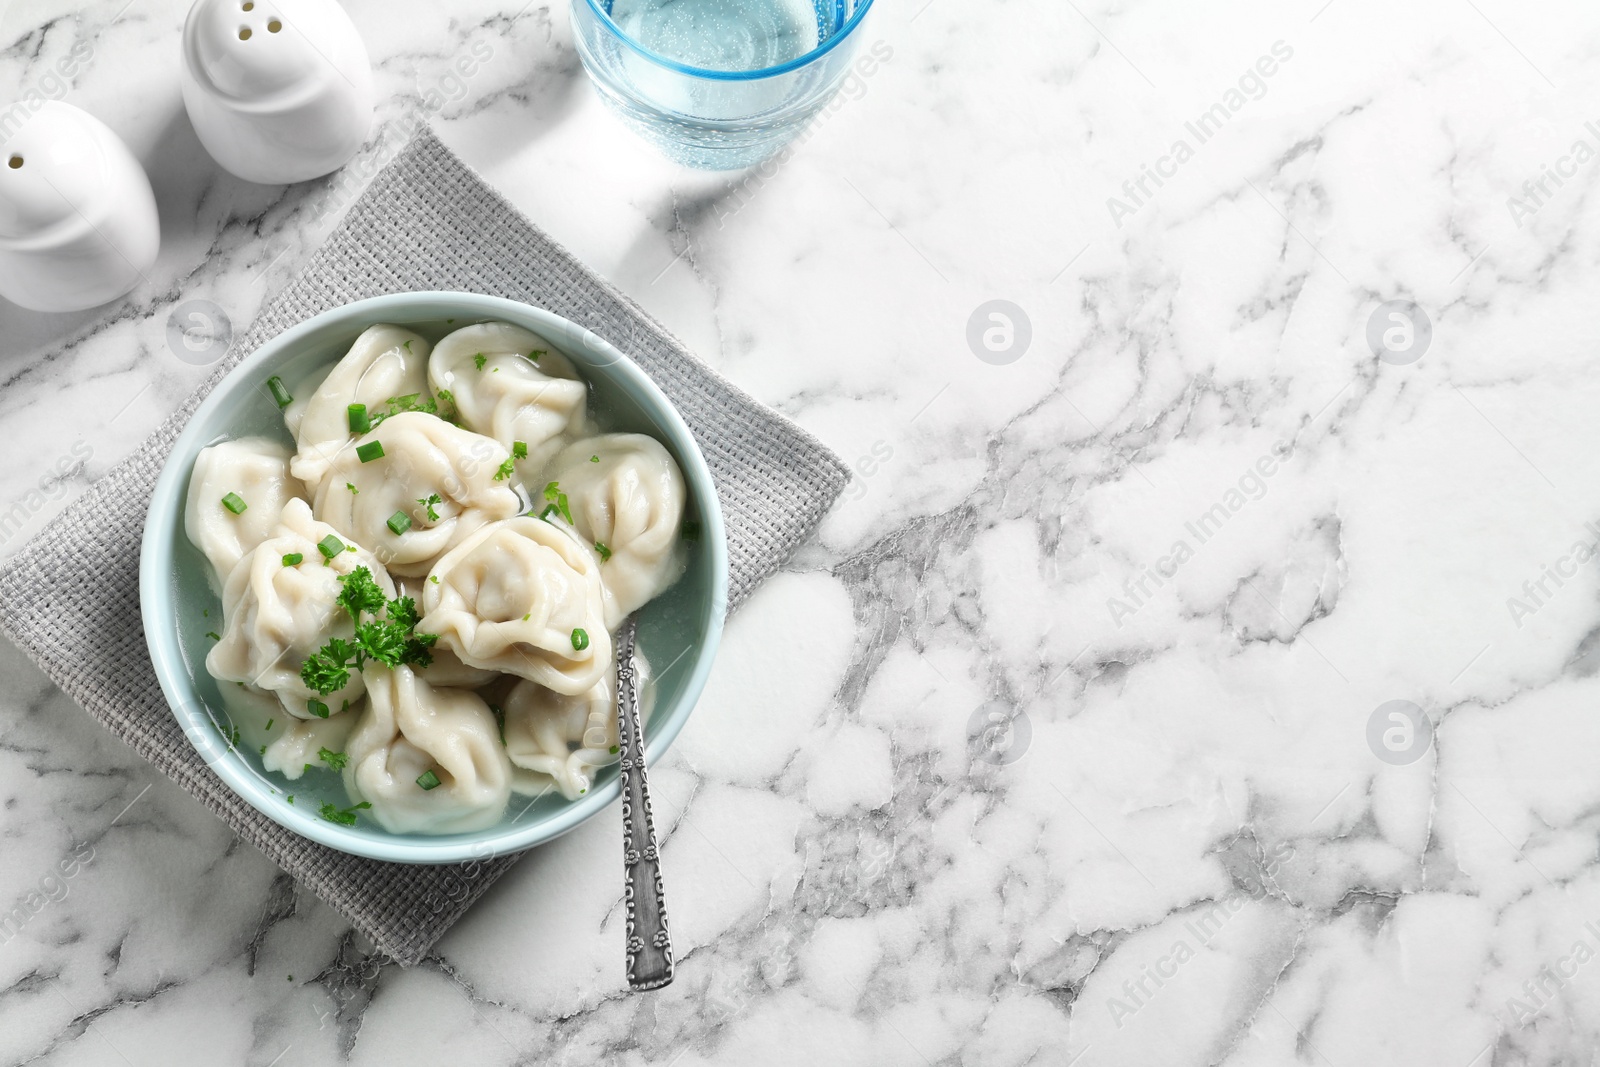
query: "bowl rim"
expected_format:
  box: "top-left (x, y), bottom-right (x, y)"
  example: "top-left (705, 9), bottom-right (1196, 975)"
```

top-left (140, 291), bottom-right (728, 864)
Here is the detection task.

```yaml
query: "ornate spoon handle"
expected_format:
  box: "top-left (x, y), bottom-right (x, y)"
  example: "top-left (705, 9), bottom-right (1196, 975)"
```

top-left (616, 616), bottom-right (673, 990)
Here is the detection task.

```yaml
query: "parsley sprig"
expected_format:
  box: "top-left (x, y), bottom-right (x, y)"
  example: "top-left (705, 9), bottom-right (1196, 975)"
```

top-left (539, 481), bottom-right (573, 525)
top-left (319, 800), bottom-right (370, 825)
top-left (494, 441), bottom-right (528, 482)
top-left (298, 567), bottom-right (438, 696)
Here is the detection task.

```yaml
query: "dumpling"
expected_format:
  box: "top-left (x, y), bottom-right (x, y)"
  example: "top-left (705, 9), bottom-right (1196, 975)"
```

top-left (502, 652), bottom-right (650, 800)
top-left (289, 324), bottom-right (433, 494)
top-left (418, 517), bottom-right (612, 694)
top-left (396, 578), bottom-right (498, 688)
top-left (184, 437), bottom-right (307, 587)
top-left (540, 434), bottom-right (688, 627)
top-left (427, 322), bottom-right (589, 465)
top-left (207, 499), bottom-right (396, 719)
top-left (262, 708), bottom-right (359, 780)
top-left (342, 664), bottom-right (512, 834)
top-left (214, 678), bottom-right (357, 780)
top-left (311, 411), bottom-right (520, 577)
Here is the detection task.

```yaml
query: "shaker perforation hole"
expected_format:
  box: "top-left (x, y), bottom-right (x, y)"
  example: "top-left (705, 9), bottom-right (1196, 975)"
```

top-left (267, 17), bottom-right (281, 31)
top-left (238, 26), bottom-right (252, 39)
top-left (6, 155), bottom-right (21, 170)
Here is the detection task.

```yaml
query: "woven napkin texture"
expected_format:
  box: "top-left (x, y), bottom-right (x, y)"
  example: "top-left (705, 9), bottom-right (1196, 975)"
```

top-left (0, 127), bottom-right (847, 965)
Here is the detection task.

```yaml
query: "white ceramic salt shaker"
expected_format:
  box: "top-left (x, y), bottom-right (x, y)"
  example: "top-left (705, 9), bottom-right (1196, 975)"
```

top-left (180, 0), bottom-right (373, 184)
top-left (0, 101), bottom-right (160, 313)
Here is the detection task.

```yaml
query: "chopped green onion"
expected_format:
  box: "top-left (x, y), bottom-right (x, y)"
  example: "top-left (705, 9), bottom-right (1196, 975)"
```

top-left (492, 704), bottom-right (505, 745)
top-left (221, 492), bottom-right (247, 514)
top-left (282, 552), bottom-right (303, 567)
top-left (402, 339), bottom-right (413, 352)
top-left (267, 375), bottom-right (292, 409)
top-left (259, 745), bottom-right (266, 755)
top-left (430, 574), bottom-right (440, 584)
top-left (681, 520), bottom-right (701, 542)
top-left (347, 403), bottom-right (370, 433)
top-left (571, 628), bottom-right (589, 651)
top-left (594, 541), bottom-right (612, 562)
top-left (527, 350), bottom-right (544, 362)
top-left (264, 718), bottom-right (274, 731)
top-left (416, 769), bottom-right (441, 791)
top-left (317, 534), bottom-right (344, 559)
top-left (205, 630), bottom-right (220, 640)
top-left (356, 441), bottom-right (385, 463)
top-left (307, 698), bottom-right (330, 719)
top-left (609, 745), bottom-right (618, 754)
top-left (286, 795), bottom-right (294, 805)
top-left (345, 482), bottom-right (359, 495)
top-left (590, 454), bottom-right (600, 463)
top-left (386, 510), bottom-right (412, 535)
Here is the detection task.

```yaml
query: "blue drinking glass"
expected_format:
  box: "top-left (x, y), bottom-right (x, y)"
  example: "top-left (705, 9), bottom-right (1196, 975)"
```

top-left (571, 0), bottom-right (877, 170)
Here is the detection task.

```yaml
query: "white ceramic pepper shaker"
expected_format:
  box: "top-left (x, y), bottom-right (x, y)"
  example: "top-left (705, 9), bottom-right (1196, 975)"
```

top-left (180, 0), bottom-right (373, 184)
top-left (0, 101), bottom-right (160, 313)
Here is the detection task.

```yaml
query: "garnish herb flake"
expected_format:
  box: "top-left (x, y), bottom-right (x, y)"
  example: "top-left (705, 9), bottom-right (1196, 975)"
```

top-left (318, 747), bottom-right (349, 770)
top-left (542, 481), bottom-right (573, 525)
top-left (267, 375), bottom-right (293, 409)
top-left (282, 552), bottom-right (303, 567)
top-left (319, 800), bottom-right (370, 826)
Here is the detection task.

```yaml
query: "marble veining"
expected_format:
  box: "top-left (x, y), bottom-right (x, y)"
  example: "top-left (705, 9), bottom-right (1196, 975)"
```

top-left (3, 0), bottom-right (1600, 1063)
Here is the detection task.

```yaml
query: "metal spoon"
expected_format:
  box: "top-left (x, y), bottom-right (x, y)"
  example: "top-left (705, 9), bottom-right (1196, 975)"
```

top-left (615, 615), bottom-right (673, 990)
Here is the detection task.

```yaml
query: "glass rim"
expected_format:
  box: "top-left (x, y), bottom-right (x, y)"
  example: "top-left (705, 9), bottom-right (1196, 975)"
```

top-left (577, 0), bottom-right (876, 81)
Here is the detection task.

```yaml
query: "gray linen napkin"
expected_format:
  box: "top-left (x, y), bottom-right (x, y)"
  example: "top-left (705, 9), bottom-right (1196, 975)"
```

top-left (0, 127), bottom-right (847, 966)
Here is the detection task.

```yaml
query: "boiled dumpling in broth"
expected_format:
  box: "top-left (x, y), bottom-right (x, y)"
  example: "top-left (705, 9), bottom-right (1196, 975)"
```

top-left (428, 322), bottom-right (589, 466)
top-left (502, 652), bottom-right (651, 801)
top-left (541, 434), bottom-right (688, 627)
top-left (185, 437), bottom-right (308, 587)
top-left (311, 411), bottom-right (520, 577)
top-left (263, 708), bottom-right (359, 780)
top-left (418, 517), bottom-right (612, 694)
top-left (207, 499), bottom-right (395, 719)
top-left (289, 324), bottom-right (433, 495)
top-left (342, 664), bottom-right (512, 834)
top-left (395, 577), bottom-right (499, 689)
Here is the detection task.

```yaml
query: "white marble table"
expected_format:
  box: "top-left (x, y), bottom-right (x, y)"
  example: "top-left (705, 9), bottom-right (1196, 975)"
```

top-left (3, 0), bottom-right (1599, 1062)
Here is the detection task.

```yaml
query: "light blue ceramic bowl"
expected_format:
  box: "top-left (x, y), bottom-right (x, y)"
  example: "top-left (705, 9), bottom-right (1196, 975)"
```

top-left (140, 292), bottom-right (727, 864)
